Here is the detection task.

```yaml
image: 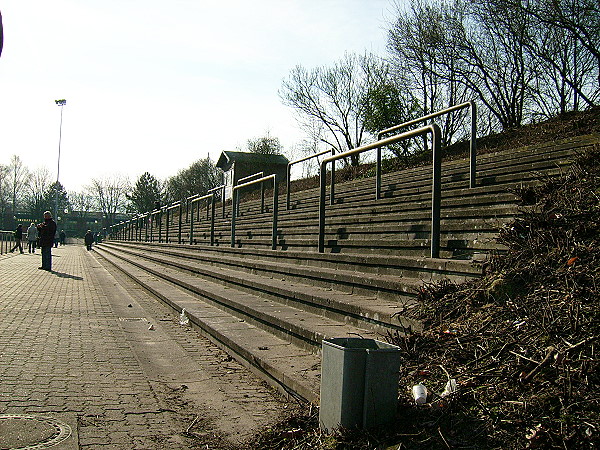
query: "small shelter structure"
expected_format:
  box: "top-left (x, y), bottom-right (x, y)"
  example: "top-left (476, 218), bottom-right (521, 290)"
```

top-left (216, 151), bottom-right (289, 200)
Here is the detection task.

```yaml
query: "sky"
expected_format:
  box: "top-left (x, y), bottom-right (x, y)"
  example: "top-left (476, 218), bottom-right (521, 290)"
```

top-left (0, 1), bottom-right (393, 193)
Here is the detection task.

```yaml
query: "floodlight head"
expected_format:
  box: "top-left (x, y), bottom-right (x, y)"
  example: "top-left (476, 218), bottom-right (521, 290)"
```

top-left (55, 99), bottom-right (66, 106)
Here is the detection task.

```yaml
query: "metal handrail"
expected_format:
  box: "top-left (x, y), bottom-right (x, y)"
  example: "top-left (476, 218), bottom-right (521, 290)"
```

top-left (237, 172), bottom-right (264, 184)
top-left (231, 174), bottom-right (279, 250)
top-left (375, 101), bottom-right (477, 198)
top-left (286, 149), bottom-right (334, 210)
top-left (208, 185), bottom-right (226, 219)
top-left (236, 172), bottom-right (265, 215)
top-left (149, 209), bottom-right (160, 242)
top-left (165, 202), bottom-right (181, 244)
top-left (319, 124), bottom-right (442, 257)
top-left (185, 194), bottom-right (201, 222)
top-left (0, 231), bottom-right (15, 254)
top-left (189, 193), bottom-right (215, 245)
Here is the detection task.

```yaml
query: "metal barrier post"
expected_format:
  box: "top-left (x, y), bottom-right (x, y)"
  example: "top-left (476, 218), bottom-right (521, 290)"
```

top-left (208, 185), bottom-right (226, 219)
top-left (188, 193), bottom-right (215, 245)
top-left (189, 199), bottom-right (195, 245)
top-left (286, 149), bottom-right (332, 210)
top-left (231, 174), bottom-right (278, 249)
top-left (376, 101), bottom-right (477, 198)
top-left (319, 124), bottom-right (442, 257)
top-left (165, 207), bottom-right (170, 243)
top-left (236, 172), bottom-right (263, 217)
top-left (230, 189), bottom-right (237, 247)
top-left (178, 203), bottom-right (182, 244)
top-left (158, 208), bottom-right (163, 243)
top-left (271, 177), bottom-right (278, 250)
top-left (210, 193), bottom-right (215, 246)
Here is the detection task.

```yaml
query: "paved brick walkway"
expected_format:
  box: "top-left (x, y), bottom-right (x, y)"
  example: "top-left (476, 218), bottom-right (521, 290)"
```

top-left (0, 245), bottom-right (292, 449)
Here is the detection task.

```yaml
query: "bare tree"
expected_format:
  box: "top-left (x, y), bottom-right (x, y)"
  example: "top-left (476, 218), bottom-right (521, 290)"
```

top-left (0, 164), bottom-right (9, 228)
top-left (387, 0), bottom-right (471, 144)
top-left (69, 190), bottom-right (96, 235)
top-left (24, 167), bottom-right (52, 221)
top-left (280, 53), bottom-right (388, 166)
top-left (438, 0), bottom-right (536, 129)
top-left (521, 0), bottom-right (599, 89)
top-left (513, 0), bottom-right (599, 114)
top-left (87, 175), bottom-right (130, 228)
top-left (7, 155), bottom-right (30, 225)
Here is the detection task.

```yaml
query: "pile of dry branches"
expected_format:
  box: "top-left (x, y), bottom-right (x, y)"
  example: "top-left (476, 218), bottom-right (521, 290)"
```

top-left (251, 145), bottom-right (599, 449)
top-left (387, 145), bottom-right (600, 449)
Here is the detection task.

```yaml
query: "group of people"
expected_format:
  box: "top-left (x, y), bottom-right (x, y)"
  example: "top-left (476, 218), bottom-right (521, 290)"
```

top-left (9, 211), bottom-right (97, 271)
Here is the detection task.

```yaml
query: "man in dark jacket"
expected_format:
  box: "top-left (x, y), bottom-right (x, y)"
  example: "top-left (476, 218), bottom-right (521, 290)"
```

top-left (84, 230), bottom-right (94, 251)
top-left (37, 211), bottom-right (57, 271)
top-left (9, 224), bottom-right (24, 254)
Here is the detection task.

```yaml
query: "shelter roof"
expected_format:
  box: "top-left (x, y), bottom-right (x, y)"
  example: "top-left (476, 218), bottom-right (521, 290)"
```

top-left (216, 151), bottom-right (289, 171)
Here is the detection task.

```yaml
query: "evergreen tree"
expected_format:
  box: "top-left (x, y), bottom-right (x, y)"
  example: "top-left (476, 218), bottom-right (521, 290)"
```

top-left (127, 172), bottom-right (164, 214)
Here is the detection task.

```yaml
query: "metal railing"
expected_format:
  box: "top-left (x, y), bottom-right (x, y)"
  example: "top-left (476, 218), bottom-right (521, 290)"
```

top-left (236, 172), bottom-right (265, 216)
top-left (164, 202), bottom-right (181, 243)
top-left (375, 101), bottom-right (477, 198)
top-left (0, 231), bottom-right (15, 254)
top-left (188, 193), bottom-right (215, 245)
top-left (185, 194), bottom-right (201, 223)
top-left (319, 124), bottom-right (442, 257)
top-left (208, 185), bottom-right (226, 219)
top-left (286, 149), bottom-right (334, 210)
top-left (231, 174), bottom-right (279, 250)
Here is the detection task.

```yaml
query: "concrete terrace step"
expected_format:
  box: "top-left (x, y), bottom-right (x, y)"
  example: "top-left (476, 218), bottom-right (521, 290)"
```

top-left (93, 246), bottom-right (322, 403)
top-left (113, 241), bottom-right (482, 279)
top-left (102, 244), bottom-right (420, 336)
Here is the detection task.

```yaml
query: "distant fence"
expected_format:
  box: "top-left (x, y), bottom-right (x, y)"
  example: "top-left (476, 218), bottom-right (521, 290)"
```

top-left (0, 231), bottom-right (15, 254)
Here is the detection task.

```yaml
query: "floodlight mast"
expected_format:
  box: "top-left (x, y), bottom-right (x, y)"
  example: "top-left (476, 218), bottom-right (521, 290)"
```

top-left (54, 99), bottom-right (66, 222)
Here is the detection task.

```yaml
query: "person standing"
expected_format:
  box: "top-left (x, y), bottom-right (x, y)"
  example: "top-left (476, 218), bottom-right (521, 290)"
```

top-left (9, 224), bottom-right (24, 254)
top-left (84, 230), bottom-right (94, 251)
top-left (37, 211), bottom-right (57, 271)
top-left (27, 222), bottom-right (37, 253)
top-left (59, 230), bottom-right (66, 245)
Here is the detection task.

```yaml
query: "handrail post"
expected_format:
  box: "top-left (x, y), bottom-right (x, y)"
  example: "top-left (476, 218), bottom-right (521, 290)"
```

top-left (319, 125), bottom-right (444, 255)
top-left (210, 193), bottom-right (215, 246)
top-left (230, 189), bottom-right (237, 247)
top-left (376, 147), bottom-right (382, 200)
top-left (158, 208), bottom-right (163, 243)
top-left (222, 185), bottom-right (225, 219)
top-left (231, 174), bottom-right (277, 250)
top-left (261, 180), bottom-right (265, 214)
top-left (189, 199), bottom-right (194, 245)
top-left (330, 148), bottom-right (335, 205)
top-left (469, 100), bottom-right (477, 188)
top-left (430, 124), bottom-right (442, 258)
top-left (271, 176), bottom-right (278, 250)
top-left (286, 149), bottom-right (332, 210)
top-left (165, 207), bottom-right (170, 243)
top-left (318, 161), bottom-right (328, 253)
top-left (286, 164), bottom-right (292, 210)
top-left (178, 203), bottom-right (182, 244)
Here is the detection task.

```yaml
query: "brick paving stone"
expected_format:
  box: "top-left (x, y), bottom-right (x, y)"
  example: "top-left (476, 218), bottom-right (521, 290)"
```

top-left (0, 245), bottom-right (296, 449)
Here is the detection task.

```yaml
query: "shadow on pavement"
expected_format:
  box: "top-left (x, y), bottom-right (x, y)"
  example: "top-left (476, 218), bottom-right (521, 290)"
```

top-left (52, 271), bottom-right (83, 280)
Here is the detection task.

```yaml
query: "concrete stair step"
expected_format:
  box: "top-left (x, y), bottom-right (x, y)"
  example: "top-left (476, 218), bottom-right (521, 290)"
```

top-left (98, 243), bottom-right (421, 336)
top-left (94, 246), bottom-right (322, 403)
top-left (115, 241), bottom-right (483, 278)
